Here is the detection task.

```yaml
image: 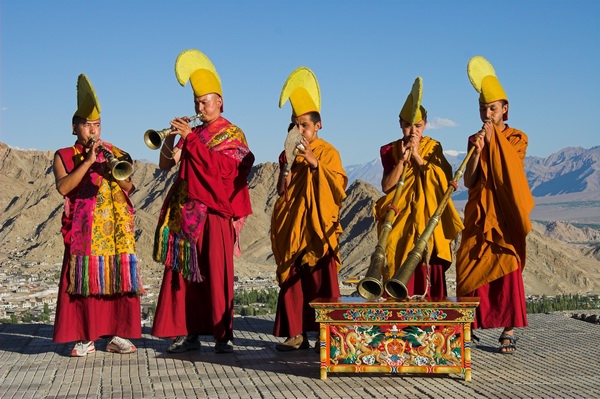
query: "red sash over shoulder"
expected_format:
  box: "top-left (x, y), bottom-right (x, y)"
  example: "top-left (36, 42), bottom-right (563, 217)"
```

top-left (179, 117), bottom-right (254, 219)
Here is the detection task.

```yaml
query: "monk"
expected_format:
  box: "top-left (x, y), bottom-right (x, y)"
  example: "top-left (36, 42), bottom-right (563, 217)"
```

top-left (53, 74), bottom-right (143, 357)
top-left (375, 80), bottom-right (463, 298)
top-left (271, 67), bottom-right (347, 351)
top-left (456, 56), bottom-right (534, 354)
top-left (151, 49), bottom-right (254, 354)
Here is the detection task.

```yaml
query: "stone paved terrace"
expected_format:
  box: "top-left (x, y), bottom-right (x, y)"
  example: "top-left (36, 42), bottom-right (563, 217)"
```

top-left (1, 311), bottom-right (599, 399)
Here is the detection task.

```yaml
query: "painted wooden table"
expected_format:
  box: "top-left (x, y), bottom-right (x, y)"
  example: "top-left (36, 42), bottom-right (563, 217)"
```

top-left (310, 297), bottom-right (480, 381)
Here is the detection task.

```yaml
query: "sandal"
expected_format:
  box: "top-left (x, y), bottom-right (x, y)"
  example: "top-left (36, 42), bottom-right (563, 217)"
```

top-left (498, 333), bottom-right (517, 354)
top-left (275, 334), bottom-right (309, 352)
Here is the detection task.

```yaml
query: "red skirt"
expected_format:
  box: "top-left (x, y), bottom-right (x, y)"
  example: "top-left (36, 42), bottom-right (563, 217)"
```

top-left (400, 256), bottom-right (448, 299)
top-left (273, 253), bottom-right (340, 338)
top-left (53, 248), bottom-right (141, 343)
top-left (151, 213), bottom-right (235, 341)
top-left (466, 267), bottom-right (528, 329)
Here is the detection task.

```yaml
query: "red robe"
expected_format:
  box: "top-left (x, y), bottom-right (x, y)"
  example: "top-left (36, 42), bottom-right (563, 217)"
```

top-left (53, 142), bottom-right (141, 343)
top-left (151, 117), bottom-right (253, 341)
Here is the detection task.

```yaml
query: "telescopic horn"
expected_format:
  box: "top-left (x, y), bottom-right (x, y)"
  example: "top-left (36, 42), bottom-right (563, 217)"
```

top-left (356, 77), bottom-right (423, 300)
top-left (356, 148), bottom-right (412, 300)
top-left (384, 135), bottom-right (480, 300)
top-left (88, 139), bottom-right (134, 181)
top-left (144, 113), bottom-right (202, 150)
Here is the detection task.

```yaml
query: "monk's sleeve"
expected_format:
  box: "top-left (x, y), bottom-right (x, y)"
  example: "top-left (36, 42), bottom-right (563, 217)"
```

top-left (302, 144), bottom-right (347, 267)
top-left (419, 143), bottom-right (464, 262)
top-left (380, 143), bottom-right (396, 174)
top-left (315, 147), bottom-right (347, 207)
top-left (489, 129), bottom-right (534, 240)
top-left (180, 133), bottom-right (252, 218)
top-left (309, 145), bottom-right (347, 244)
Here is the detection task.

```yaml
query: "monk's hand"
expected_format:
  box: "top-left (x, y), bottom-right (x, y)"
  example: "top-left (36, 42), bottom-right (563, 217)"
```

top-left (408, 134), bottom-right (423, 159)
top-left (482, 119), bottom-right (494, 143)
top-left (84, 140), bottom-right (99, 165)
top-left (297, 138), bottom-right (318, 169)
top-left (470, 131), bottom-right (485, 154)
top-left (401, 134), bottom-right (419, 164)
top-left (170, 117), bottom-right (193, 140)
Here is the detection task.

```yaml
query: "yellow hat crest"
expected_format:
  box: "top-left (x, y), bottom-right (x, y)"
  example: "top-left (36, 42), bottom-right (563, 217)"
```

top-left (279, 67), bottom-right (321, 116)
top-left (74, 74), bottom-right (101, 120)
top-left (399, 76), bottom-right (425, 124)
top-left (467, 56), bottom-right (508, 104)
top-left (175, 49), bottom-right (222, 97)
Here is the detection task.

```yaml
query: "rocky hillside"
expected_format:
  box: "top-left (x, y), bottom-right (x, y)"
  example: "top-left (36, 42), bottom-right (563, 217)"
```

top-left (348, 146), bottom-right (600, 202)
top-left (1, 142), bottom-right (599, 296)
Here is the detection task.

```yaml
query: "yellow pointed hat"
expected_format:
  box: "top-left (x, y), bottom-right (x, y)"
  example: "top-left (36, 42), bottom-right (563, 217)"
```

top-left (467, 56), bottom-right (508, 104)
top-left (74, 74), bottom-right (101, 120)
top-left (279, 67), bottom-right (321, 116)
top-left (175, 49), bottom-right (222, 97)
top-left (399, 76), bottom-right (426, 124)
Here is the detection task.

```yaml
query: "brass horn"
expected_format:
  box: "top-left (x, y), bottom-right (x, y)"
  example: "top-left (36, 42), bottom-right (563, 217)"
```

top-left (356, 148), bottom-right (412, 300)
top-left (144, 113), bottom-right (203, 150)
top-left (384, 136), bottom-right (480, 300)
top-left (89, 139), bottom-right (133, 181)
top-left (357, 76), bottom-right (423, 301)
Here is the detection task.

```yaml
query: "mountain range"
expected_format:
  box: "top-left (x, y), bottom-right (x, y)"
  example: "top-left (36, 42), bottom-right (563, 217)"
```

top-left (349, 146), bottom-right (600, 193)
top-left (1, 142), bottom-right (599, 297)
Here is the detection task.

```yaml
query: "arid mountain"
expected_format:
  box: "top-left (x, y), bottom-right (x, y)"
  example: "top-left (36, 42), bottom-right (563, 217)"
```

top-left (539, 221), bottom-right (600, 244)
top-left (526, 146), bottom-right (600, 195)
top-left (1, 142), bottom-right (599, 296)
top-left (347, 146), bottom-right (600, 203)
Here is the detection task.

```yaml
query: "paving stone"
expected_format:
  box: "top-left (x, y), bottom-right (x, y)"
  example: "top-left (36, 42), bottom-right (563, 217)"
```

top-left (1, 313), bottom-right (600, 398)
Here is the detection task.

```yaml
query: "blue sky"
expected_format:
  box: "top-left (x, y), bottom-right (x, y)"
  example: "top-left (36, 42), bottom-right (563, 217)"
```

top-left (1, 0), bottom-right (599, 166)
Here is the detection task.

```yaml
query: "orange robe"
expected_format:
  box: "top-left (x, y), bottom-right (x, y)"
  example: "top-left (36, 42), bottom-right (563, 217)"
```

top-left (375, 137), bottom-right (464, 289)
top-left (456, 126), bottom-right (534, 297)
top-left (271, 138), bottom-right (348, 285)
top-left (271, 137), bottom-right (347, 337)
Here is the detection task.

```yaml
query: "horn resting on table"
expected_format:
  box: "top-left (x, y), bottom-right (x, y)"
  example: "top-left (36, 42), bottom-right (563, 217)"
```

top-left (357, 148), bottom-right (413, 300)
top-left (384, 136), bottom-right (481, 300)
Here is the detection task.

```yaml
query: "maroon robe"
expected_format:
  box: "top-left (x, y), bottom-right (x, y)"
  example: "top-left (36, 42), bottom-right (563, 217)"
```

top-left (273, 252), bottom-right (340, 338)
top-left (151, 117), bottom-right (253, 341)
top-left (53, 142), bottom-right (141, 343)
top-left (466, 267), bottom-right (528, 329)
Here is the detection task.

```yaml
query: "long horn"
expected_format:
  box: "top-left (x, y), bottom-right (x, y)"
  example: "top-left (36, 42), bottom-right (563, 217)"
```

top-left (384, 139), bottom-right (479, 300)
top-left (357, 76), bottom-right (423, 301)
top-left (144, 114), bottom-right (202, 150)
top-left (357, 149), bottom-right (412, 300)
top-left (89, 139), bottom-right (134, 181)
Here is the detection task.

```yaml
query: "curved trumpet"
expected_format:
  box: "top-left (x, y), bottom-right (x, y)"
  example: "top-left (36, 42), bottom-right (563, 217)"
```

top-left (144, 114), bottom-right (203, 150)
top-left (384, 137), bottom-right (479, 300)
top-left (89, 139), bottom-right (133, 181)
top-left (357, 148), bottom-right (413, 300)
